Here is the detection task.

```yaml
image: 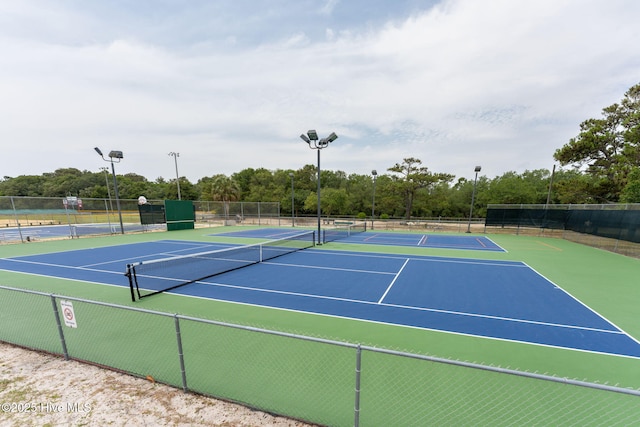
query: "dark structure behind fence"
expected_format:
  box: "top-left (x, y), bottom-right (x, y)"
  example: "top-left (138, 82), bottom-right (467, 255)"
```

top-left (486, 204), bottom-right (640, 257)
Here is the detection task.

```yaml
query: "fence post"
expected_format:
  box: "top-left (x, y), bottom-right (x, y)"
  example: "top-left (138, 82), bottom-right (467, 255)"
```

top-left (9, 196), bottom-right (25, 243)
top-left (354, 344), bottom-right (362, 427)
top-left (50, 295), bottom-right (69, 360)
top-left (174, 315), bottom-right (188, 392)
top-left (104, 199), bottom-right (113, 232)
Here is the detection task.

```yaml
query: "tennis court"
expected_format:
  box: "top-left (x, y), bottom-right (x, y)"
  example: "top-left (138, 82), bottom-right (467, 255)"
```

top-left (1, 226), bottom-right (639, 425)
top-left (1, 232), bottom-right (637, 358)
top-left (217, 227), bottom-right (506, 251)
top-left (0, 223), bottom-right (162, 241)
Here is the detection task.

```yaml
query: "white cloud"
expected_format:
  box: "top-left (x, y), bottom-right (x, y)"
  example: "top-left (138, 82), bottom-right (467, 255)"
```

top-left (319, 0), bottom-right (341, 16)
top-left (0, 0), bottom-right (639, 183)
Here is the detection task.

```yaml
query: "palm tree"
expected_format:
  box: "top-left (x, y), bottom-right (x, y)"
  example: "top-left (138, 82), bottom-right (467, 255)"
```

top-left (210, 175), bottom-right (241, 220)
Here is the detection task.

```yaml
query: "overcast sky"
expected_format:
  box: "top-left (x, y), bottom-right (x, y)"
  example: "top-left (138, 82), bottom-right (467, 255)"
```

top-left (1, 0), bottom-right (639, 183)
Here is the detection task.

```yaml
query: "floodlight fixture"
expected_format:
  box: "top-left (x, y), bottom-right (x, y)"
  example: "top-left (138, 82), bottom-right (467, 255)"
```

top-left (474, 166), bottom-right (482, 172)
top-left (109, 150), bottom-right (124, 159)
top-left (94, 147), bottom-right (125, 234)
top-left (301, 130), bottom-right (338, 150)
top-left (299, 130), bottom-right (338, 244)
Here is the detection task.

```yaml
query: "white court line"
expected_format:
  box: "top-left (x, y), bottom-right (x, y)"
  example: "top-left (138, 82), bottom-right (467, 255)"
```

top-left (186, 277), bottom-right (623, 336)
top-left (377, 258), bottom-right (410, 304)
top-left (301, 249), bottom-right (526, 268)
top-left (1, 258), bottom-right (127, 277)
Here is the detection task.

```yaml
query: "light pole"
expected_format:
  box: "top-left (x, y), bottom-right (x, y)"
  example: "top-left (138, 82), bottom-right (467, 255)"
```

top-left (95, 147), bottom-right (125, 234)
top-left (545, 164), bottom-right (556, 207)
top-left (466, 165), bottom-right (481, 233)
top-left (371, 170), bottom-right (378, 230)
top-left (300, 130), bottom-right (338, 245)
top-left (168, 152), bottom-right (181, 200)
top-left (289, 172), bottom-right (295, 227)
top-left (100, 167), bottom-right (114, 212)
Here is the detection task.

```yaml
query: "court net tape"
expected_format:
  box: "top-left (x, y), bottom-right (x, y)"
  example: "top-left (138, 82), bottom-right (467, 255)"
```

top-left (322, 221), bottom-right (367, 244)
top-left (126, 230), bottom-right (315, 301)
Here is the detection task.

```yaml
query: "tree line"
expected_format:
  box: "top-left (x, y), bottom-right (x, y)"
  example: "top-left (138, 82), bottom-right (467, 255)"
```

top-left (2, 83), bottom-right (639, 219)
top-left (0, 160), bottom-right (631, 220)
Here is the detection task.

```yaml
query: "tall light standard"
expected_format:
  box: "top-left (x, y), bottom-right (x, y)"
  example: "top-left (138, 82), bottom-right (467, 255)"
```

top-left (95, 147), bottom-right (125, 234)
top-left (545, 164), bottom-right (556, 207)
top-left (371, 170), bottom-right (378, 230)
top-left (300, 130), bottom-right (338, 244)
top-left (168, 152), bottom-right (181, 200)
top-left (289, 172), bottom-right (295, 227)
top-left (99, 167), bottom-right (114, 212)
top-left (466, 165), bottom-right (481, 233)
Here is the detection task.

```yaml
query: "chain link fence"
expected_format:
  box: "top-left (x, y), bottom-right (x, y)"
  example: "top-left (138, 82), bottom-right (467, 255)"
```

top-left (1, 196), bottom-right (489, 243)
top-left (1, 285), bottom-right (638, 426)
top-left (485, 203), bottom-right (640, 258)
top-left (0, 197), bottom-right (282, 242)
top-left (193, 201), bottom-right (281, 227)
top-left (0, 196), bottom-right (160, 242)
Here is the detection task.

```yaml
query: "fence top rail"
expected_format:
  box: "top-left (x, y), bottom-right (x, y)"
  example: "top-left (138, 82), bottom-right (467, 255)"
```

top-left (487, 203), bottom-right (640, 210)
top-left (0, 284), bottom-right (353, 349)
top-left (359, 344), bottom-right (640, 397)
top-left (0, 196), bottom-right (280, 205)
top-left (0, 284), bottom-right (175, 318)
top-left (1, 283), bottom-right (638, 398)
top-left (176, 313), bottom-right (358, 349)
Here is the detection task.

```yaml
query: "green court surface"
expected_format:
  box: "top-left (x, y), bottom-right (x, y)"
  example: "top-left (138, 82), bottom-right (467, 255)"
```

top-left (1, 227), bottom-right (639, 425)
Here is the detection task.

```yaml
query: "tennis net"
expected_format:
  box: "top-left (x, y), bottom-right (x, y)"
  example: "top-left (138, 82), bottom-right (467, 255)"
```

top-left (126, 230), bottom-right (315, 301)
top-left (322, 221), bottom-right (367, 243)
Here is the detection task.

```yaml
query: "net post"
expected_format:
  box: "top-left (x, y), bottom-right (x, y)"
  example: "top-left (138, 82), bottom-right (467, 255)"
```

top-left (128, 230), bottom-right (315, 300)
top-left (125, 264), bottom-right (137, 302)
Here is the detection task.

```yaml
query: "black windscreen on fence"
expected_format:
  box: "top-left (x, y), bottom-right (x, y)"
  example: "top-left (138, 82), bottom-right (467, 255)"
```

top-left (486, 205), bottom-right (640, 244)
top-left (485, 207), bottom-right (567, 230)
top-left (138, 203), bottom-right (166, 225)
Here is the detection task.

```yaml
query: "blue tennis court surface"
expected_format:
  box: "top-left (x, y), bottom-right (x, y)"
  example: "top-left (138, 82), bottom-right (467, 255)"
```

top-left (0, 223), bottom-right (163, 241)
top-left (1, 239), bottom-right (638, 358)
top-left (215, 228), bottom-right (505, 251)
